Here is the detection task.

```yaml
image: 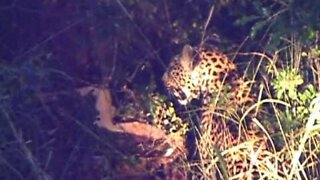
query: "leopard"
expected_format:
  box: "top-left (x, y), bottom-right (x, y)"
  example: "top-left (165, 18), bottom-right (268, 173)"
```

top-left (162, 44), bottom-right (291, 179)
top-left (162, 44), bottom-right (253, 107)
top-left (149, 93), bottom-right (189, 137)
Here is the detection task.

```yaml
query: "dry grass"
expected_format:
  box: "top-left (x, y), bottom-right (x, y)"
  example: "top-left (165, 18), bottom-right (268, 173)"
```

top-left (190, 105), bottom-right (320, 179)
top-left (187, 44), bottom-right (320, 179)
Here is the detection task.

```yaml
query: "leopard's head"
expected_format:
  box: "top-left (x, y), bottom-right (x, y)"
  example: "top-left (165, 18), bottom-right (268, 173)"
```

top-left (162, 45), bottom-right (200, 105)
top-left (163, 44), bottom-right (242, 105)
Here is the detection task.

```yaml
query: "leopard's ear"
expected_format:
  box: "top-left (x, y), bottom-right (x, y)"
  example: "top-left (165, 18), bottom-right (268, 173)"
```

top-left (180, 44), bottom-right (193, 70)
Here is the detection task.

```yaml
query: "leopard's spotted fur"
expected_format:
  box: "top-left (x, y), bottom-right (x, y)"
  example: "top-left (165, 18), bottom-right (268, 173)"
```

top-left (162, 44), bottom-right (290, 179)
top-left (162, 44), bottom-right (253, 106)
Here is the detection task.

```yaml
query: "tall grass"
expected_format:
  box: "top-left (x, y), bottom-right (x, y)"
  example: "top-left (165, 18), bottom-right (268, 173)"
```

top-left (188, 39), bottom-right (320, 179)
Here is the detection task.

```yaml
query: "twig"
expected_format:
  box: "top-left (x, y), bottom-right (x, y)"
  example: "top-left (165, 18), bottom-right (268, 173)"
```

top-left (289, 94), bottom-right (320, 178)
top-left (201, 5), bottom-right (215, 46)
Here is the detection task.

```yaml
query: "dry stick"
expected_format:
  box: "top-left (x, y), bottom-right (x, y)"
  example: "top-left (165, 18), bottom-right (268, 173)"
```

top-left (105, 40), bottom-right (118, 84)
top-left (0, 153), bottom-right (24, 179)
top-left (288, 94), bottom-right (320, 179)
top-left (14, 17), bottom-right (86, 61)
top-left (228, 35), bottom-right (249, 62)
top-left (2, 109), bottom-right (52, 180)
top-left (200, 5), bottom-right (215, 46)
top-left (240, 99), bottom-right (290, 153)
top-left (115, 0), bottom-right (166, 68)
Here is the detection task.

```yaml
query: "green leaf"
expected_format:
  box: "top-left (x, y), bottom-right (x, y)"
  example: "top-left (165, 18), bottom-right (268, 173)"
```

top-left (250, 21), bottom-right (267, 38)
top-left (235, 15), bottom-right (261, 26)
